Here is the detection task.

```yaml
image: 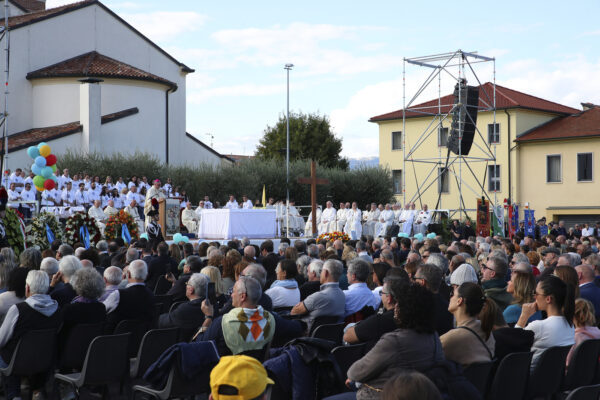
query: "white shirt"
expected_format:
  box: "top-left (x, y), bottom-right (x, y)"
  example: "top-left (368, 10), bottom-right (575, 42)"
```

top-left (58, 175), bottom-right (71, 190)
top-left (242, 199), bottom-right (253, 209)
top-left (115, 181), bottom-right (126, 193)
top-left (7, 189), bottom-right (21, 202)
top-left (204, 200), bottom-right (213, 209)
top-left (21, 188), bottom-right (36, 208)
top-left (103, 282), bottom-right (146, 313)
top-left (337, 208), bottom-right (347, 221)
top-left (62, 189), bottom-right (75, 205)
top-left (88, 206), bottom-right (107, 222)
top-left (224, 200), bottom-right (239, 209)
top-left (87, 190), bottom-right (100, 203)
top-left (42, 189), bottom-right (60, 205)
top-left (74, 190), bottom-right (90, 206)
top-left (519, 315), bottom-right (574, 370)
top-left (379, 209), bottom-right (394, 224)
top-left (11, 175), bottom-right (24, 193)
top-left (126, 191), bottom-right (142, 204)
top-left (24, 176), bottom-right (34, 186)
top-left (265, 285), bottom-right (300, 308)
top-left (162, 184), bottom-right (173, 196)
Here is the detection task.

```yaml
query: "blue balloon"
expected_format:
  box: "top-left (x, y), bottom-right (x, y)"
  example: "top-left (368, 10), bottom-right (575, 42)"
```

top-left (41, 166), bottom-right (53, 178)
top-left (35, 156), bottom-right (47, 168)
top-left (51, 174), bottom-right (58, 183)
top-left (31, 163), bottom-right (41, 176)
top-left (37, 142), bottom-right (47, 149)
top-left (27, 146), bottom-right (39, 159)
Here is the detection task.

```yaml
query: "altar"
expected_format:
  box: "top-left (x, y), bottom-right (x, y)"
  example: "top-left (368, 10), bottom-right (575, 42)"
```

top-left (197, 209), bottom-right (277, 239)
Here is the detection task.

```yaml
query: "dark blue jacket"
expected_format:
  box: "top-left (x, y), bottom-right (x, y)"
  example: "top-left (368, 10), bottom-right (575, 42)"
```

top-left (580, 282), bottom-right (600, 318)
top-left (263, 346), bottom-right (313, 400)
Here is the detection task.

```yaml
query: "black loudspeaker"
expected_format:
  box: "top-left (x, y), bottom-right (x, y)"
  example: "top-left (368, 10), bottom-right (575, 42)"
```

top-left (448, 81), bottom-right (479, 156)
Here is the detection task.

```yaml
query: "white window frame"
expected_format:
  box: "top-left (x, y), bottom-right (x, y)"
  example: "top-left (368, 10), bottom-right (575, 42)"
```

top-left (392, 169), bottom-right (403, 194)
top-left (438, 167), bottom-right (449, 193)
top-left (546, 154), bottom-right (562, 183)
top-left (391, 131), bottom-right (402, 151)
top-left (488, 165), bottom-right (501, 192)
top-left (577, 152), bottom-right (593, 182)
top-left (488, 123), bottom-right (500, 144)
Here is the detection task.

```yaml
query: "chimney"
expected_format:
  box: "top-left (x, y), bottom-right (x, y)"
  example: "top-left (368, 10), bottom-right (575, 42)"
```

top-left (79, 78), bottom-right (103, 154)
top-left (581, 102), bottom-right (598, 111)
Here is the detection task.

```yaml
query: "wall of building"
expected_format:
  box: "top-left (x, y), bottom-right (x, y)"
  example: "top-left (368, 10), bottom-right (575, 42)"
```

top-left (8, 133), bottom-right (79, 169)
top-left (31, 79), bottom-right (80, 127)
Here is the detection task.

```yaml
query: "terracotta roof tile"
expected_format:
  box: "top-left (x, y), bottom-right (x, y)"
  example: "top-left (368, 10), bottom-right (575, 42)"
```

top-left (10, 0), bottom-right (45, 12)
top-left (27, 51), bottom-right (177, 90)
top-left (515, 106), bottom-right (600, 142)
top-left (2, 0), bottom-right (94, 29)
top-left (2, 106), bottom-right (139, 153)
top-left (369, 83), bottom-right (580, 122)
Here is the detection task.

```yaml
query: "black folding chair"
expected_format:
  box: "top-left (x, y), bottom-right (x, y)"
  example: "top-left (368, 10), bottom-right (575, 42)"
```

top-left (130, 328), bottom-right (179, 379)
top-left (58, 322), bottom-right (105, 371)
top-left (332, 343), bottom-right (366, 378)
top-left (488, 351), bottom-right (532, 400)
top-left (463, 360), bottom-right (494, 397)
top-left (528, 346), bottom-right (571, 400)
top-left (563, 339), bottom-right (600, 391)
top-left (309, 315), bottom-right (342, 335)
top-left (168, 301), bottom-right (187, 313)
top-left (0, 329), bottom-right (57, 400)
top-left (154, 277), bottom-right (172, 295)
top-left (154, 294), bottom-right (173, 313)
top-left (565, 384), bottom-right (600, 400)
top-left (114, 319), bottom-right (151, 358)
top-left (54, 333), bottom-right (130, 399)
top-left (312, 323), bottom-right (344, 344)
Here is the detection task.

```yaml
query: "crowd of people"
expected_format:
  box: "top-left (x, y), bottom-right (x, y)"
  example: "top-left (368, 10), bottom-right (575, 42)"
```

top-left (0, 222), bottom-right (596, 399)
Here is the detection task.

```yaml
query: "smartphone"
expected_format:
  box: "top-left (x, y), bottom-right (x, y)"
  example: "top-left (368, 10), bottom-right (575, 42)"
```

top-left (207, 282), bottom-right (217, 305)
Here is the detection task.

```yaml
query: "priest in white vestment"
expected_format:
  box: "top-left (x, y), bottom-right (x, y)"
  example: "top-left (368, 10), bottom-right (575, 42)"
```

top-left (125, 199), bottom-right (144, 233)
top-left (344, 202), bottom-right (362, 240)
top-left (224, 195), bottom-right (239, 209)
top-left (336, 203), bottom-right (348, 232)
top-left (304, 207), bottom-right (322, 237)
top-left (287, 201), bottom-right (305, 234)
top-left (104, 199), bottom-right (119, 218)
top-left (88, 200), bottom-right (107, 235)
top-left (397, 203), bottom-right (410, 233)
top-left (182, 202), bottom-right (199, 234)
top-left (241, 195), bottom-right (253, 209)
top-left (375, 204), bottom-right (395, 237)
top-left (413, 204), bottom-right (431, 235)
top-left (363, 203), bottom-right (380, 237)
top-left (318, 201), bottom-right (337, 235)
top-left (144, 179), bottom-right (166, 225)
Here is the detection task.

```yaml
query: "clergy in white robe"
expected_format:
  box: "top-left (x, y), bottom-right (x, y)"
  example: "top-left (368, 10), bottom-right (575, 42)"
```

top-left (344, 202), bottom-right (362, 240)
top-left (362, 203), bottom-right (380, 237)
top-left (413, 204), bottom-right (431, 235)
top-left (182, 202), bottom-right (199, 234)
top-left (336, 203), bottom-right (348, 232)
top-left (241, 195), bottom-right (253, 209)
top-left (125, 199), bottom-right (144, 233)
top-left (318, 201), bottom-right (337, 235)
top-left (224, 195), bottom-right (239, 209)
top-left (287, 201), bottom-right (305, 233)
top-left (375, 204), bottom-right (395, 237)
top-left (397, 204), bottom-right (410, 233)
top-left (304, 207), bottom-right (322, 237)
top-left (144, 180), bottom-right (167, 225)
top-left (104, 200), bottom-right (119, 218)
top-left (88, 200), bottom-right (107, 234)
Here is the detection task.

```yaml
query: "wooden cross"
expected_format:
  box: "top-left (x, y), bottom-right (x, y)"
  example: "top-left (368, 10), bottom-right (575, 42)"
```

top-left (297, 161), bottom-right (329, 236)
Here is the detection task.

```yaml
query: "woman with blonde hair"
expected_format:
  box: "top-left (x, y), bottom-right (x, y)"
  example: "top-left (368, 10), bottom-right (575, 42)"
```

top-left (168, 243), bottom-right (182, 265)
top-left (200, 265), bottom-right (228, 309)
top-left (567, 298), bottom-right (600, 365)
top-left (221, 249), bottom-right (241, 293)
top-left (554, 265), bottom-right (580, 298)
top-left (504, 263), bottom-right (541, 326)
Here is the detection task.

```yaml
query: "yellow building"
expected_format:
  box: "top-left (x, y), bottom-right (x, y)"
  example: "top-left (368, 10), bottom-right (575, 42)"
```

top-left (370, 83), bottom-right (580, 219)
top-left (515, 105), bottom-right (600, 224)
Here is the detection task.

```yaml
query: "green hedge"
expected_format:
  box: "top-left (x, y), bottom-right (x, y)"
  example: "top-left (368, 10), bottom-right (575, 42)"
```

top-left (59, 151), bottom-right (394, 211)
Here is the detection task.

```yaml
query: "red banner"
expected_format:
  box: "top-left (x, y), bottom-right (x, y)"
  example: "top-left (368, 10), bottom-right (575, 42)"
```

top-left (507, 204), bottom-right (514, 239)
top-left (477, 198), bottom-right (490, 237)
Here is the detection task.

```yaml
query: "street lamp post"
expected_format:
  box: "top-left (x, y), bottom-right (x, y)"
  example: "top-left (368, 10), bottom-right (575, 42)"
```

top-left (284, 63), bottom-right (293, 238)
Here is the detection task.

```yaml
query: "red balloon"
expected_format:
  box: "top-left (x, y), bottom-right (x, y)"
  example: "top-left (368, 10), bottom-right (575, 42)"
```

top-left (45, 154), bottom-right (57, 166)
top-left (43, 179), bottom-right (55, 190)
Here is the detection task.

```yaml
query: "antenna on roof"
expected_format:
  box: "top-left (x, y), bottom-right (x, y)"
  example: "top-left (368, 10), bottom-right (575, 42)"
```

top-left (205, 133), bottom-right (214, 148)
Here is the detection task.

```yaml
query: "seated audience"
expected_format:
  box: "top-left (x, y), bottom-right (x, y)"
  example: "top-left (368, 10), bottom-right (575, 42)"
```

top-left (576, 264), bottom-right (600, 320)
top-left (382, 371), bottom-right (442, 400)
top-left (40, 257), bottom-right (59, 280)
top-left (209, 355), bottom-right (274, 400)
top-left (100, 266), bottom-right (123, 301)
top-left (159, 273), bottom-right (208, 330)
top-left (0, 268), bottom-right (28, 319)
top-left (441, 282), bottom-right (496, 367)
top-left (492, 309), bottom-right (534, 362)
top-left (414, 263), bottom-right (454, 335)
top-left (554, 265), bottom-right (581, 298)
top-left (219, 264), bottom-right (273, 314)
top-left (346, 283), bottom-right (444, 399)
top-left (265, 259), bottom-right (300, 309)
top-left (201, 266), bottom-right (229, 310)
top-left (503, 262), bottom-right (541, 326)
top-left (146, 242), bottom-right (178, 292)
top-left (50, 255), bottom-right (82, 307)
top-left (481, 254), bottom-right (513, 310)
top-left (371, 262), bottom-right (390, 306)
top-left (299, 259), bottom-right (323, 300)
top-left (566, 298), bottom-right (600, 366)
top-left (344, 258), bottom-right (379, 317)
top-left (166, 255), bottom-right (204, 302)
top-left (516, 274), bottom-right (575, 370)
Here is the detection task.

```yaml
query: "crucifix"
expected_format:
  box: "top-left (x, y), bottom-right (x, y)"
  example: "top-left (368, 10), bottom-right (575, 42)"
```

top-left (297, 161), bottom-right (329, 236)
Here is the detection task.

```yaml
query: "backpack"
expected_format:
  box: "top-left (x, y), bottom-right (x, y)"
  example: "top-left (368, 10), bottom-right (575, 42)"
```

top-left (421, 359), bottom-right (482, 400)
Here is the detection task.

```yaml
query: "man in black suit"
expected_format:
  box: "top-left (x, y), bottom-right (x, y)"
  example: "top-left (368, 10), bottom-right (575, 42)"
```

top-left (49, 255), bottom-right (81, 307)
top-left (159, 273), bottom-right (208, 329)
top-left (146, 241), bottom-right (177, 292)
top-left (258, 240), bottom-right (279, 286)
top-left (166, 256), bottom-right (204, 302)
top-left (103, 260), bottom-right (155, 332)
top-left (97, 240), bottom-right (112, 270)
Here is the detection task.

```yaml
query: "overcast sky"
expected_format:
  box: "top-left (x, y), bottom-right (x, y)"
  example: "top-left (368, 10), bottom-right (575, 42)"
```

top-left (47, 0), bottom-right (600, 158)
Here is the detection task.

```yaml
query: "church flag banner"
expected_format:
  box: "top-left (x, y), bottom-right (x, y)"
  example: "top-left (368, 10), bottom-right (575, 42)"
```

top-left (539, 224), bottom-right (548, 236)
top-left (45, 223), bottom-right (55, 245)
top-left (121, 223), bottom-right (131, 244)
top-left (261, 185), bottom-right (266, 209)
top-left (524, 209), bottom-right (535, 236)
top-left (493, 205), bottom-right (504, 237)
top-left (79, 225), bottom-right (90, 249)
top-left (476, 198), bottom-right (490, 237)
top-left (510, 204), bottom-right (519, 238)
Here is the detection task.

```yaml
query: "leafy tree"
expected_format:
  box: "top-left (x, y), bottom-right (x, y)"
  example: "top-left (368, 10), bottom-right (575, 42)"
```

top-left (255, 111), bottom-right (349, 170)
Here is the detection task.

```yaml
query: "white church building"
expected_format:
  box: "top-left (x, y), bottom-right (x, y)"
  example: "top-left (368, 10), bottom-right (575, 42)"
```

top-left (0, 0), bottom-right (232, 169)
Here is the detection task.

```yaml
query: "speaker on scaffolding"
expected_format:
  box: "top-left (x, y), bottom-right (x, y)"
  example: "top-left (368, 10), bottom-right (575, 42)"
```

top-left (448, 80), bottom-right (479, 156)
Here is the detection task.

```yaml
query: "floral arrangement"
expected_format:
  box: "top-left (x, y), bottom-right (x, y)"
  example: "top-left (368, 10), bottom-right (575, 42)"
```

top-left (105, 209), bottom-right (139, 242)
top-left (25, 211), bottom-right (63, 250)
top-left (4, 208), bottom-right (25, 256)
top-left (317, 231), bottom-right (350, 242)
top-left (64, 212), bottom-right (101, 247)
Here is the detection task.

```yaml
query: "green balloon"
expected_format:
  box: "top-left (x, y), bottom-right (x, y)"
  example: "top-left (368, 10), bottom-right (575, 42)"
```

top-left (51, 164), bottom-right (57, 173)
top-left (33, 175), bottom-right (45, 188)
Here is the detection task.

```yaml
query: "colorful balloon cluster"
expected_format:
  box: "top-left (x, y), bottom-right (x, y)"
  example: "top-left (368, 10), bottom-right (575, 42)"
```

top-left (27, 142), bottom-right (58, 191)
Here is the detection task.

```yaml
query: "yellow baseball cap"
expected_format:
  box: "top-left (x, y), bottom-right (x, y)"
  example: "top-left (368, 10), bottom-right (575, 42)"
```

top-left (210, 355), bottom-right (275, 400)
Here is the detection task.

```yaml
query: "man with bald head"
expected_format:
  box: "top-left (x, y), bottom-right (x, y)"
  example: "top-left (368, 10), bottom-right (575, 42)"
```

top-left (577, 264), bottom-right (600, 320)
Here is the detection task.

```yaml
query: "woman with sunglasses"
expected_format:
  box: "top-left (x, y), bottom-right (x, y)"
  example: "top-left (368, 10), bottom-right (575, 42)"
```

top-left (441, 282), bottom-right (497, 367)
top-left (517, 274), bottom-right (575, 370)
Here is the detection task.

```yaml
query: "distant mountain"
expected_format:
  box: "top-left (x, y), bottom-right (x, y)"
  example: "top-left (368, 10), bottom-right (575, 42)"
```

top-left (348, 156), bottom-right (379, 169)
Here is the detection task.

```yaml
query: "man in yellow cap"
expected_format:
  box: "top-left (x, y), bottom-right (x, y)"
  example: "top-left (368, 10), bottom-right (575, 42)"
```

top-left (209, 355), bottom-right (274, 400)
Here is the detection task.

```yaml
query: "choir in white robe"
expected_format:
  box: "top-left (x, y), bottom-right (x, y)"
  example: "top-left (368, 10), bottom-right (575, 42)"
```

top-left (318, 206), bottom-right (338, 234)
top-left (344, 208), bottom-right (362, 240)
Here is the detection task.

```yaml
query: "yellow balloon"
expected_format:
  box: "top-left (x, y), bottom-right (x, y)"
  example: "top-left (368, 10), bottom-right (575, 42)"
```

top-left (39, 145), bottom-right (51, 157)
top-left (35, 186), bottom-right (44, 192)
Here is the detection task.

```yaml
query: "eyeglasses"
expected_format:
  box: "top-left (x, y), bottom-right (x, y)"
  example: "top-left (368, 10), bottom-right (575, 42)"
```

top-left (379, 291), bottom-right (389, 297)
top-left (413, 276), bottom-right (425, 281)
top-left (533, 291), bottom-right (546, 297)
top-left (481, 265), bottom-right (495, 272)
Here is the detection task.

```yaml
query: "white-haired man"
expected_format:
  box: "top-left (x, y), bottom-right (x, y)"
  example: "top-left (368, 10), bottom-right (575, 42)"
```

top-left (299, 260), bottom-right (324, 300)
top-left (0, 270), bottom-right (61, 399)
top-left (375, 204), bottom-right (394, 237)
top-left (88, 199), bottom-right (108, 234)
top-left (103, 260), bottom-right (155, 331)
top-left (40, 257), bottom-right (59, 280)
top-left (100, 266), bottom-right (123, 301)
top-left (182, 202), bottom-right (199, 234)
top-left (125, 198), bottom-right (144, 232)
top-left (363, 203), bottom-right (380, 237)
top-left (159, 273), bottom-right (208, 329)
top-left (104, 199), bottom-right (119, 217)
top-left (318, 201), bottom-right (337, 235)
top-left (49, 255), bottom-right (82, 307)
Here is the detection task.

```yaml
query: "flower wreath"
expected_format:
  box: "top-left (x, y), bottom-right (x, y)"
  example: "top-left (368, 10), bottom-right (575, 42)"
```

top-left (105, 209), bottom-right (140, 242)
top-left (316, 231), bottom-right (350, 243)
top-left (64, 211), bottom-right (101, 247)
top-left (25, 211), bottom-right (63, 250)
top-left (3, 208), bottom-right (25, 256)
